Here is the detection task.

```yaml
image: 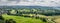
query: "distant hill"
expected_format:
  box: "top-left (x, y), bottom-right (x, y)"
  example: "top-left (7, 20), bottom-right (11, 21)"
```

top-left (0, 6), bottom-right (60, 16)
top-left (0, 6), bottom-right (60, 12)
top-left (0, 6), bottom-right (56, 9)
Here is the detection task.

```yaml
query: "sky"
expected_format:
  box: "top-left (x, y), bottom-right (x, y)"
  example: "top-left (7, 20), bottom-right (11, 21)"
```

top-left (0, 0), bottom-right (60, 6)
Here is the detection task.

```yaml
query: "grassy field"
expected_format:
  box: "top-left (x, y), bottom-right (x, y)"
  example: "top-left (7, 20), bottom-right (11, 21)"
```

top-left (2, 14), bottom-right (46, 23)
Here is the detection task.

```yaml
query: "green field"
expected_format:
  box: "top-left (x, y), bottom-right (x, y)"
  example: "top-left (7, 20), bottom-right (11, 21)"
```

top-left (2, 14), bottom-right (46, 23)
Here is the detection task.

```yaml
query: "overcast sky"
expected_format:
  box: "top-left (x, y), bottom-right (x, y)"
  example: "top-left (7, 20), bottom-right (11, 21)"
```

top-left (0, 0), bottom-right (60, 6)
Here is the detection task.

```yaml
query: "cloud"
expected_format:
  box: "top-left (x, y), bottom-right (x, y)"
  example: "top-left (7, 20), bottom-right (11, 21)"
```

top-left (0, 0), bottom-right (60, 6)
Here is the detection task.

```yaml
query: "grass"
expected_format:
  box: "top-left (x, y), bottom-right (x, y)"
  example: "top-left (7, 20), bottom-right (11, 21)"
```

top-left (2, 14), bottom-right (46, 23)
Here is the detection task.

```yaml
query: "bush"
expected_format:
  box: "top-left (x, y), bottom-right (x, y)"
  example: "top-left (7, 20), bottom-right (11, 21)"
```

top-left (5, 19), bottom-right (16, 23)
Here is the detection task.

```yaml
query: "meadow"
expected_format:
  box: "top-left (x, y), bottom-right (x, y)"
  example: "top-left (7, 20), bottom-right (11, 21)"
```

top-left (2, 14), bottom-right (46, 23)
